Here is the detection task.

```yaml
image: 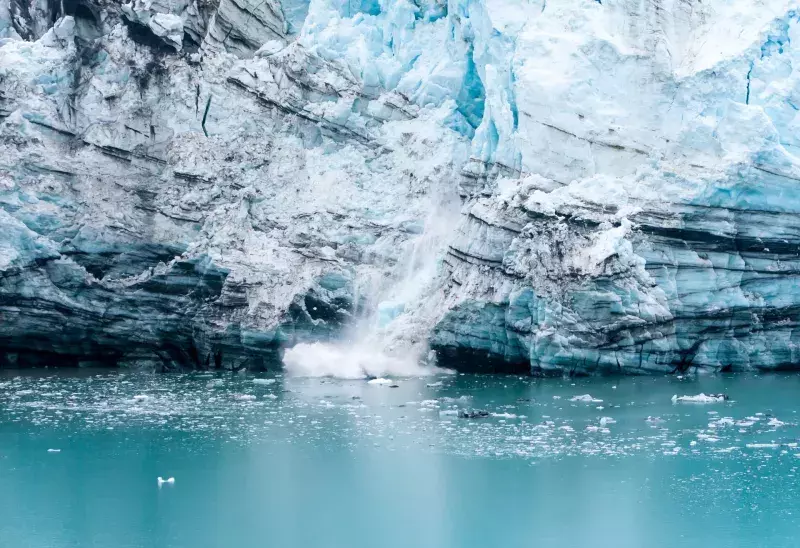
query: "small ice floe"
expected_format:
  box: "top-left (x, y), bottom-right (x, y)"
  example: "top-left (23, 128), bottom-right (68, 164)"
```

top-left (426, 381), bottom-right (443, 388)
top-left (646, 416), bottom-right (664, 425)
top-left (708, 417), bottom-right (735, 428)
top-left (47, 449), bottom-right (61, 453)
top-left (491, 412), bottom-right (518, 419)
top-left (442, 396), bottom-right (471, 404)
top-left (696, 433), bottom-right (719, 442)
top-left (132, 395), bottom-right (150, 401)
top-left (767, 417), bottom-right (786, 428)
top-left (252, 379), bottom-right (276, 385)
top-left (157, 477), bottom-right (175, 486)
top-left (599, 417), bottom-right (616, 426)
top-left (570, 394), bottom-right (602, 403)
top-left (746, 443), bottom-right (780, 449)
top-left (233, 394), bottom-right (256, 401)
top-left (367, 378), bottom-right (393, 385)
top-left (671, 393), bottom-right (728, 404)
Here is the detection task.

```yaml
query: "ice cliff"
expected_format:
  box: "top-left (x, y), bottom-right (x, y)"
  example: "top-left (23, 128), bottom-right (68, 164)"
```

top-left (3, 0), bottom-right (800, 374)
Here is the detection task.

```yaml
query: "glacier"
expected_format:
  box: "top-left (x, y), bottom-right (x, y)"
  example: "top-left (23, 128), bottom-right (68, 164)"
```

top-left (3, 0), bottom-right (800, 374)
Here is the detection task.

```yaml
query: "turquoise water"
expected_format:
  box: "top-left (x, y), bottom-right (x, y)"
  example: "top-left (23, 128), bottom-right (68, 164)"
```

top-left (2, 371), bottom-right (800, 548)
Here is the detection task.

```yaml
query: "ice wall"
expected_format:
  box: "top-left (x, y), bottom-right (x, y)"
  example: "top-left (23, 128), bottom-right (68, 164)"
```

top-left (3, 0), bottom-right (800, 374)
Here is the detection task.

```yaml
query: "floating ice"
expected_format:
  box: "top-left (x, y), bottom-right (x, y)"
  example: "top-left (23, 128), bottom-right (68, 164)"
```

top-left (157, 477), bottom-right (175, 486)
top-left (671, 394), bottom-right (728, 404)
top-left (252, 379), bottom-right (277, 385)
top-left (570, 395), bottom-right (603, 403)
top-left (709, 417), bottom-right (735, 428)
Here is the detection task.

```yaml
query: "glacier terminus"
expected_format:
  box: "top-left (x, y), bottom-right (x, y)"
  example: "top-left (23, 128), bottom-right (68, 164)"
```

top-left (3, 0), bottom-right (800, 375)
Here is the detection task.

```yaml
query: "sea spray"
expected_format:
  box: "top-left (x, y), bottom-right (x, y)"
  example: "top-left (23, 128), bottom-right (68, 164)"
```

top-left (282, 197), bottom-right (460, 378)
top-left (282, 341), bottom-right (434, 378)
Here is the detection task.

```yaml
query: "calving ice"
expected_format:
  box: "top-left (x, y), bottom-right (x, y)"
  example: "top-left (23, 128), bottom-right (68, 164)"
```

top-left (2, 0), bottom-right (800, 375)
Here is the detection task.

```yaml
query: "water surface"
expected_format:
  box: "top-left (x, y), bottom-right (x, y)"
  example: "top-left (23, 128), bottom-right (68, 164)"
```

top-left (1, 371), bottom-right (799, 547)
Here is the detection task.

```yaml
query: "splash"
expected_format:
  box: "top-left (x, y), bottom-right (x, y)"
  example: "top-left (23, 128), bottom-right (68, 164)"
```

top-left (283, 342), bottom-right (435, 378)
top-left (282, 198), bottom-right (460, 379)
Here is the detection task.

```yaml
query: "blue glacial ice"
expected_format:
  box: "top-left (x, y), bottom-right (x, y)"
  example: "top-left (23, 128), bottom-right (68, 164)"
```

top-left (3, 0), bottom-right (800, 375)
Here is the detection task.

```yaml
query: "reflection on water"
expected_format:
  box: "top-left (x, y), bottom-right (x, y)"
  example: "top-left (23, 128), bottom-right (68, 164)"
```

top-left (1, 370), bottom-right (799, 547)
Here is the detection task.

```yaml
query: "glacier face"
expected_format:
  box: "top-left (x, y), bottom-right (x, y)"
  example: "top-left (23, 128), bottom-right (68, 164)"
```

top-left (3, 0), bottom-right (800, 374)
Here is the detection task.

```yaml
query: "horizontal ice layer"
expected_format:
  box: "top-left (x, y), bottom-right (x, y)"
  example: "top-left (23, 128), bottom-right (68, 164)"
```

top-left (433, 1), bottom-right (800, 374)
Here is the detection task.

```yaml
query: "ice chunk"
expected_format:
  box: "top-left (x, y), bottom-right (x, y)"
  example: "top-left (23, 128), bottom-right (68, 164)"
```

top-left (570, 394), bottom-right (603, 403)
top-left (671, 394), bottom-right (728, 404)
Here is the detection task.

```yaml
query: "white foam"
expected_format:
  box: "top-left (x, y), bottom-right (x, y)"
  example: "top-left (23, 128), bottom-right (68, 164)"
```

top-left (367, 378), bottom-right (394, 385)
top-left (282, 341), bottom-right (437, 379)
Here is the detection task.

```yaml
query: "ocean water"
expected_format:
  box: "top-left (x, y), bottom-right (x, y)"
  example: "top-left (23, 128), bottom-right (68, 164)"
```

top-left (1, 370), bottom-right (800, 548)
